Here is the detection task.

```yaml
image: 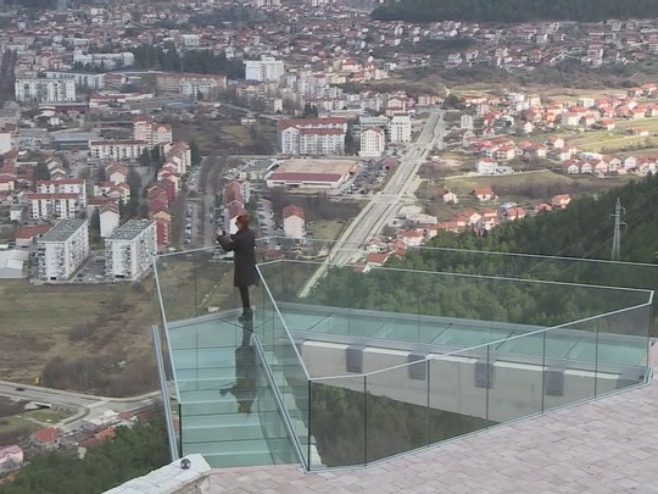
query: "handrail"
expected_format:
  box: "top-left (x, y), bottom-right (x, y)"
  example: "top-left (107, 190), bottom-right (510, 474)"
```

top-left (256, 264), bottom-right (312, 380)
top-left (250, 325), bottom-right (309, 470)
top-left (152, 255), bottom-right (181, 403)
top-left (151, 324), bottom-right (179, 462)
top-left (308, 300), bottom-right (653, 382)
top-left (158, 237), bottom-right (658, 270)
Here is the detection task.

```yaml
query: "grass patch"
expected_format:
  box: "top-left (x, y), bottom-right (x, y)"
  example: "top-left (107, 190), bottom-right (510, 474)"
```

top-left (0, 279), bottom-right (160, 396)
top-left (0, 414), bottom-right (42, 444)
top-left (25, 408), bottom-right (72, 424)
top-left (444, 169), bottom-right (574, 192)
top-left (312, 220), bottom-right (345, 241)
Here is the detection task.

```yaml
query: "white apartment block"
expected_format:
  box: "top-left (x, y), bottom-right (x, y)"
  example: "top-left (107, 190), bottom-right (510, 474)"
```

top-left (14, 77), bottom-right (76, 103)
top-left (244, 56), bottom-right (285, 82)
top-left (28, 193), bottom-right (80, 219)
top-left (359, 127), bottom-right (386, 157)
top-left (283, 204), bottom-right (305, 241)
top-left (73, 51), bottom-right (134, 69)
top-left (156, 73), bottom-right (227, 95)
top-left (37, 179), bottom-right (87, 208)
top-left (133, 118), bottom-right (173, 146)
top-left (105, 220), bottom-right (157, 280)
top-left (89, 140), bottom-right (148, 161)
top-left (163, 142), bottom-right (192, 176)
top-left (100, 204), bottom-right (120, 238)
top-left (37, 219), bottom-right (89, 281)
top-left (45, 71), bottom-right (105, 90)
top-left (389, 114), bottom-right (412, 144)
top-left (278, 118), bottom-right (347, 155)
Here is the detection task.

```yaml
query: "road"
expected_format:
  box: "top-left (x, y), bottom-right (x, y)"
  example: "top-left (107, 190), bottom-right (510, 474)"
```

top-left (299, 110), bottom-right (447, 297)
top-left (0, 380), bottom-right (162, 432)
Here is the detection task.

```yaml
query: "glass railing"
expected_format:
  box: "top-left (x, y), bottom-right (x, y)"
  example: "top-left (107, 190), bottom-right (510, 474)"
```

top-left (153, 245), bottom-right (653, 471)
top-left (153, 248), bottom-right (300, 469)
top-left (254, 259), bottom-right (652, 469)
top-left (304, 300), bottom-right (651, 468)
top-left (254, 237), bottom-right (658, 329)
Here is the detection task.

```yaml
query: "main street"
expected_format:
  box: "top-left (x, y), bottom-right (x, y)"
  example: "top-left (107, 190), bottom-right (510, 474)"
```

top-left (299, 110), bottom-right (446, 297)
top-left (0, 380), bottom-right (162, 432)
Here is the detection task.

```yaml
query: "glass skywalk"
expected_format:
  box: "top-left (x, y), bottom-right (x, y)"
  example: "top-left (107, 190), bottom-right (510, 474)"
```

top-left (153, 244), bottom-right (654, 471)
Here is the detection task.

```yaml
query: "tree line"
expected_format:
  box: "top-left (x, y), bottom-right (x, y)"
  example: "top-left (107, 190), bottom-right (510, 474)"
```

top-left (372, 0), bottom-right (658, 23)
top-left (304, 173), bottom-right (658, 336)
top-left (131, 44), bottom-right (245, 80)
top-left (2, 414), bottom-right (169, 494)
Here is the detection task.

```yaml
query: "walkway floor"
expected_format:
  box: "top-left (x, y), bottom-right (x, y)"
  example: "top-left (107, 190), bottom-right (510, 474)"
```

top-left (207, 341), bottom-right (658, 493)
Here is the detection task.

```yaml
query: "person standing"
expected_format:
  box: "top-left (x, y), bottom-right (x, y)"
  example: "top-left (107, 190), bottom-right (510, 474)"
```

top-left (217, 214), bottom-right (257, 321)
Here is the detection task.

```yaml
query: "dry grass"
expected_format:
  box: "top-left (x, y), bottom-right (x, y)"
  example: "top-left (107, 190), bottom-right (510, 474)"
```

top-left (0, 279), bottom-right (160, 393)
top-left (312, 220), bottom-right (345, 241)
top-left (443, 170), bottom-right (574, 192)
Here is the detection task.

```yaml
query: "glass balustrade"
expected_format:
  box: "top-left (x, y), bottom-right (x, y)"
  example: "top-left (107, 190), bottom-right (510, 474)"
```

top-left (153, 244), bottom-right (653, 471)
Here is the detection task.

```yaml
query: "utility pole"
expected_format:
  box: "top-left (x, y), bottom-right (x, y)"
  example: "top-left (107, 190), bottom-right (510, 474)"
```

top-left (611, 198), bottom-right (626, 261)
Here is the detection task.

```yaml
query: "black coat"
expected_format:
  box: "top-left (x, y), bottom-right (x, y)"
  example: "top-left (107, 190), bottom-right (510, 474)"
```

top-left (217, 227), bottom-right (257, 288)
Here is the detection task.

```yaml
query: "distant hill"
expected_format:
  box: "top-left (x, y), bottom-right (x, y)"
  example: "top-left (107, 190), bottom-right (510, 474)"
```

top-left (372, 0), bottom-right (658, 23)
top-left (6, 0), bottom-right (58, 9)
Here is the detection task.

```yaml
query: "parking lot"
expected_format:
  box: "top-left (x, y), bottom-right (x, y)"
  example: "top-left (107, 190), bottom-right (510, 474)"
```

top-left (343, 160), bottom-right (390, 195)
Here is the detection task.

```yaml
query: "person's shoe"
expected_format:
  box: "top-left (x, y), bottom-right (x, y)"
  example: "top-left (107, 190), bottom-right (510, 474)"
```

top-left (238, 309), bottom-right (253, 322)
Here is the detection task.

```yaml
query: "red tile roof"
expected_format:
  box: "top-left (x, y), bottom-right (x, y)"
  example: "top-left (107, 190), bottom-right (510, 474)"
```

top-left (31, 427), bottom-right (59, 444)
top-left (268, 172), bottom-right (342, 183)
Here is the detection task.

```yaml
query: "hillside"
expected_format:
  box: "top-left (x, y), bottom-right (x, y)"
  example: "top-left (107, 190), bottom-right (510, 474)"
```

top-left (372, 0), bottom-right (658, 24)
top-left (426, 173), bottom-right (658, 263)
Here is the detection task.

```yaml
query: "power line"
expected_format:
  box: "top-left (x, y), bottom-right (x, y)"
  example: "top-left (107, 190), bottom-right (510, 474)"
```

top-left (610, 198), bottom-right (626, 261)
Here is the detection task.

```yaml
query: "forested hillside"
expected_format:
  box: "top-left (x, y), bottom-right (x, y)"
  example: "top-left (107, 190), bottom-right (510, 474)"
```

top-left (372, 0), bottom-right (658, 23)
top-left (426, 173), bottom-right (658, 263)
top-left (307, 174), bottom-right (658, 335)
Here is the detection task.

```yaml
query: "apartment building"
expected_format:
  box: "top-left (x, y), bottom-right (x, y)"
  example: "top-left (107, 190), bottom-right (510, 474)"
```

top-left (283, 204), bottom-right (305, 241)
top-left (156, 72), bottom-right (227, 96)
top-left (133, 117), bottom-right (173, 147)
top-left (278, 118), bottom-right (347, 155)
top-left (155, 72), bottom-right (227, 100)
top-left (27, 193), bottom-right (80, 219)
top-left (37, 219), bottom-right (89, 281)
top-left (36, 179), bottom-right (87, 208)
top-left (244, 56), bottom-right (285, 82)
top-left (389, 114), bottom-right (412, 144)
top-left (72, 51), bottom-right (134, 69)
top-left (14, 77), bottom-right (76, 103)
top-left (45, 71), bottom-right (105, 90)
top-left (89, 140), bottom-right (148, 161)
top-left (359, 127), bottom-right (386, 157)
top-left (105, 220), bottom-right (157, 280)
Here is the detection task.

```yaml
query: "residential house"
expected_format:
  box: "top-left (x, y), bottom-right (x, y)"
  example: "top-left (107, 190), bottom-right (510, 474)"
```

top-left (30, 427), bottom-right (60, 451)
top-left (442, 190), bottom-right (459, 204)
top-left (0, 445), bottom-right (23, 471)
top-left (282, 204), bottom-right (306, 241)
top-left (472, 187), bottom-right (497, 202)
top-left (551, 194), bottom-right (571, 209)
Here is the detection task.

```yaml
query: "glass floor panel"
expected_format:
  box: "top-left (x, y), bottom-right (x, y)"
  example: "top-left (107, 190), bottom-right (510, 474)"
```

top-left (169, 315), bottom-right (296, 468)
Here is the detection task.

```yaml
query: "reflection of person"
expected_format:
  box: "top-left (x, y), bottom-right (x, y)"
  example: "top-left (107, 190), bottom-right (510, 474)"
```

top-left (220, 319), bottom-right (257, 415)
top-left (216, 214), bottom-right (257, 321)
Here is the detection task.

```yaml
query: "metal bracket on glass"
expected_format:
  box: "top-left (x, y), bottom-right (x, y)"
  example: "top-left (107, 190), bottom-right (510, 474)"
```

top-left (408, 353), bottom-right (427, 380)
top-left (475, 357), bottom-right (495, 389)
top-left (346, 344), bottom-right (366, 373)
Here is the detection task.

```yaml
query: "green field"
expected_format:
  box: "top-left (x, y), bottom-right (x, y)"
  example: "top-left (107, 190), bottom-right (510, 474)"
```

top-left (562, 130), bottom-right (658, 153)
top-left (311, 220), bottom-right (345, 241)
top-left (444, 170), bottom-right (573, 191)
